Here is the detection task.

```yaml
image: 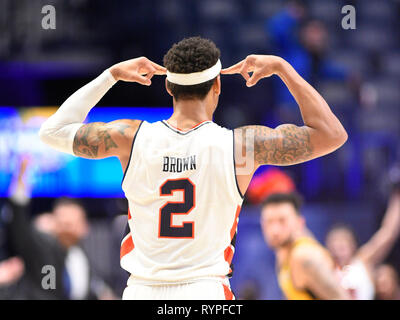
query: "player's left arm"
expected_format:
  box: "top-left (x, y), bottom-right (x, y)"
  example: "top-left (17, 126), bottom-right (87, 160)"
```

top-left (39, 57), bottom-right (165, 161)
top-left (356, 190), bottom-right (400, 268)
top-left (291, 246), bottom-right (350, 300)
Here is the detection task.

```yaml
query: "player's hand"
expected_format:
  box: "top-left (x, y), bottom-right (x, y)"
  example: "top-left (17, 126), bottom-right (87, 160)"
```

top-left (110, 57), bottom-right (166, 86)
top-left (221, 55), bottom-right (284, 87)
top-left (0, 257), bottom-right (24, 286)
top-left (9, 155), bottom-right (32, 202)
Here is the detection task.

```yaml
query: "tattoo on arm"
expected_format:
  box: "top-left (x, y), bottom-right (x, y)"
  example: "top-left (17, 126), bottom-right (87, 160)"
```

top-left (73, 122), bottom-right (118, 158)
top-left (239, 124), bottom-right (313, 166)
top-left (115, 123), bottom-right (131, 136)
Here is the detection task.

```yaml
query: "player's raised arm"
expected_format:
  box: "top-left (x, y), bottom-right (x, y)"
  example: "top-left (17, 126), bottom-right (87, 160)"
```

top-left (223, 55), bottom-right (348, 168)
top-left (39, 57), bottom-right (166, 162)
top-left (356, 189), bottom-right (400, 268)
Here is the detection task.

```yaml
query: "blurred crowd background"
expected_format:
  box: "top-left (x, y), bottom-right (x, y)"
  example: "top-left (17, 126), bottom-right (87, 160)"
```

top-left (0, 0), bottom-right (399, 299)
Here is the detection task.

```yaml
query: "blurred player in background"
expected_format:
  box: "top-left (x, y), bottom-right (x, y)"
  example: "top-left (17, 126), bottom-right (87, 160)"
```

top-left (326, 182), bottom-right (400, 300)
top-left (1, 158), bottom-right (116, 299)
top-left (266, 0), bottom-right (358, 125)
top-left (39, 36), bottom-right (347, 299)
top-left (260, 192), bottom-right (349, 300)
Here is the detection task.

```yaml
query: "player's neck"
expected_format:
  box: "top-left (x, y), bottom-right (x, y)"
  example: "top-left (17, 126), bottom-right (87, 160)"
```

top-left (168, 99), bottom-right (213, 129)
top-left (276, 233), bottom-right (303, 262)
top-left (276, 244), bottom-right (292, 265)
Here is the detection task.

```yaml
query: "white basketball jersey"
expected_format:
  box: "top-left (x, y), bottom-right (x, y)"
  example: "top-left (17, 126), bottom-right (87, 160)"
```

top-left (335, 259), bottom-right (375, 300)
top-left (120, 119), bottom-right (244, 283)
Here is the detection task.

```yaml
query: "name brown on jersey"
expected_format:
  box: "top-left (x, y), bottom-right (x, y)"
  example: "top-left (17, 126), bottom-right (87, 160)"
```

top-left (162, 155), bottom-right (196, 173)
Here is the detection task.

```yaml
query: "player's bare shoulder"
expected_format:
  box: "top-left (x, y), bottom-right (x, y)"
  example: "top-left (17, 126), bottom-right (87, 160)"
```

top-left (108, 119), bottom-right (142, 139)
top-left (290, 241), bottom-right (333, 273)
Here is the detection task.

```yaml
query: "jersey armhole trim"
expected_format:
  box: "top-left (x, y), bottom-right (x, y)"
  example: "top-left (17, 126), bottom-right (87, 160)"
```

top-left (232, 130), bottom-right (244, 199)
top-left (121, 120), bottom-right (144, 186)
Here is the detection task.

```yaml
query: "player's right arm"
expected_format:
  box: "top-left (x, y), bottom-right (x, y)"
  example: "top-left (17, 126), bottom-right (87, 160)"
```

top-left (39, 57), bottom-right (165, 170)
top-left (72, 119), bottom-right (142, 171)
top-left (225, 55), bottom-right (347, 169)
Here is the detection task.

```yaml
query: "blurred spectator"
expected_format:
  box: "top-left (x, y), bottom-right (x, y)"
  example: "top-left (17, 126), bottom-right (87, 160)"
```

top-left (265, 1), bottom-right (353, 124)
top-left (1, 157), bottom-right (117, 299)
top-left (374, 264), bottom-right (400, 300)
top-left (236, 279), bottom-right (261, 300)
top-left (325, 187), bottom-right (400, 299)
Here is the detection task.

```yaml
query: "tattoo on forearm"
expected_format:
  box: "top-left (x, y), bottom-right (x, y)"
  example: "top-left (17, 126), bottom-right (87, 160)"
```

top-left (239, 124), bottom-right (313, 166)
top-left (73, 123), bottom-right (118, 158)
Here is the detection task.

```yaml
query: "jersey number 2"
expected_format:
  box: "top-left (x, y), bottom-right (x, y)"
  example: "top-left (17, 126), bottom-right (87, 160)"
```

top-left (159, 178), bottom-right (195, 238)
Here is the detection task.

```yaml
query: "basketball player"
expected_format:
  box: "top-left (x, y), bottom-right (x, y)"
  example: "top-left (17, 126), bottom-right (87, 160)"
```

top-left (39, 37), bottom-right (347, 300)
top-left (325, 188), bottom-right (400, 299)
top-left (260, 192), bottom-right (350, 300)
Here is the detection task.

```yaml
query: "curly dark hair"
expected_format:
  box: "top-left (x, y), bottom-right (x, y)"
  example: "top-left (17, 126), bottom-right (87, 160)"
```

top-left (163, 36), bottom-right (221, 101)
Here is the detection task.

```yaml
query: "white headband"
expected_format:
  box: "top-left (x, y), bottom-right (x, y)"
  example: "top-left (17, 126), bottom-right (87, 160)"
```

top-left (166, 59), bottom-right (221, 86)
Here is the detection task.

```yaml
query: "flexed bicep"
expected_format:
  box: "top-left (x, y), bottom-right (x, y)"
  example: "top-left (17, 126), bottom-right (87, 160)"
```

top-left (255, 124), bottom-right (314, 166)
top-left (235, 124), bottom-right (315, 168)
top-left (73, 120), bottom-right (140, 160)
top-left (229, 54), bottom-right (347, 168)
top-left (73, 123), bottom-right (114, 158)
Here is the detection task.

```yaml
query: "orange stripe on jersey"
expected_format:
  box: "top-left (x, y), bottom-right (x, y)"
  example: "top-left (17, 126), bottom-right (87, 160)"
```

top-left (127, 208), bottom-right (132, 220)
top-left (188, 120), bottom-right (209, 130)
top-left (223, 284), bottom-right (234, 300)
top-left (224, 205), bottom-right (242, 273)
top-left (230, 205), bottom-right (241, 240)
top-left (120, 234), bottom-right (134, 259)
top-left (224, 245), bottom-right (234, 265)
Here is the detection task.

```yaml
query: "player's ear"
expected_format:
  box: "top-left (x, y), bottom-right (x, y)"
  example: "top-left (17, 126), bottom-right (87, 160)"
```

top-left (165, 78), bottom-right (173, 97)
top-left (213, 75), bottom-right (221, 95)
